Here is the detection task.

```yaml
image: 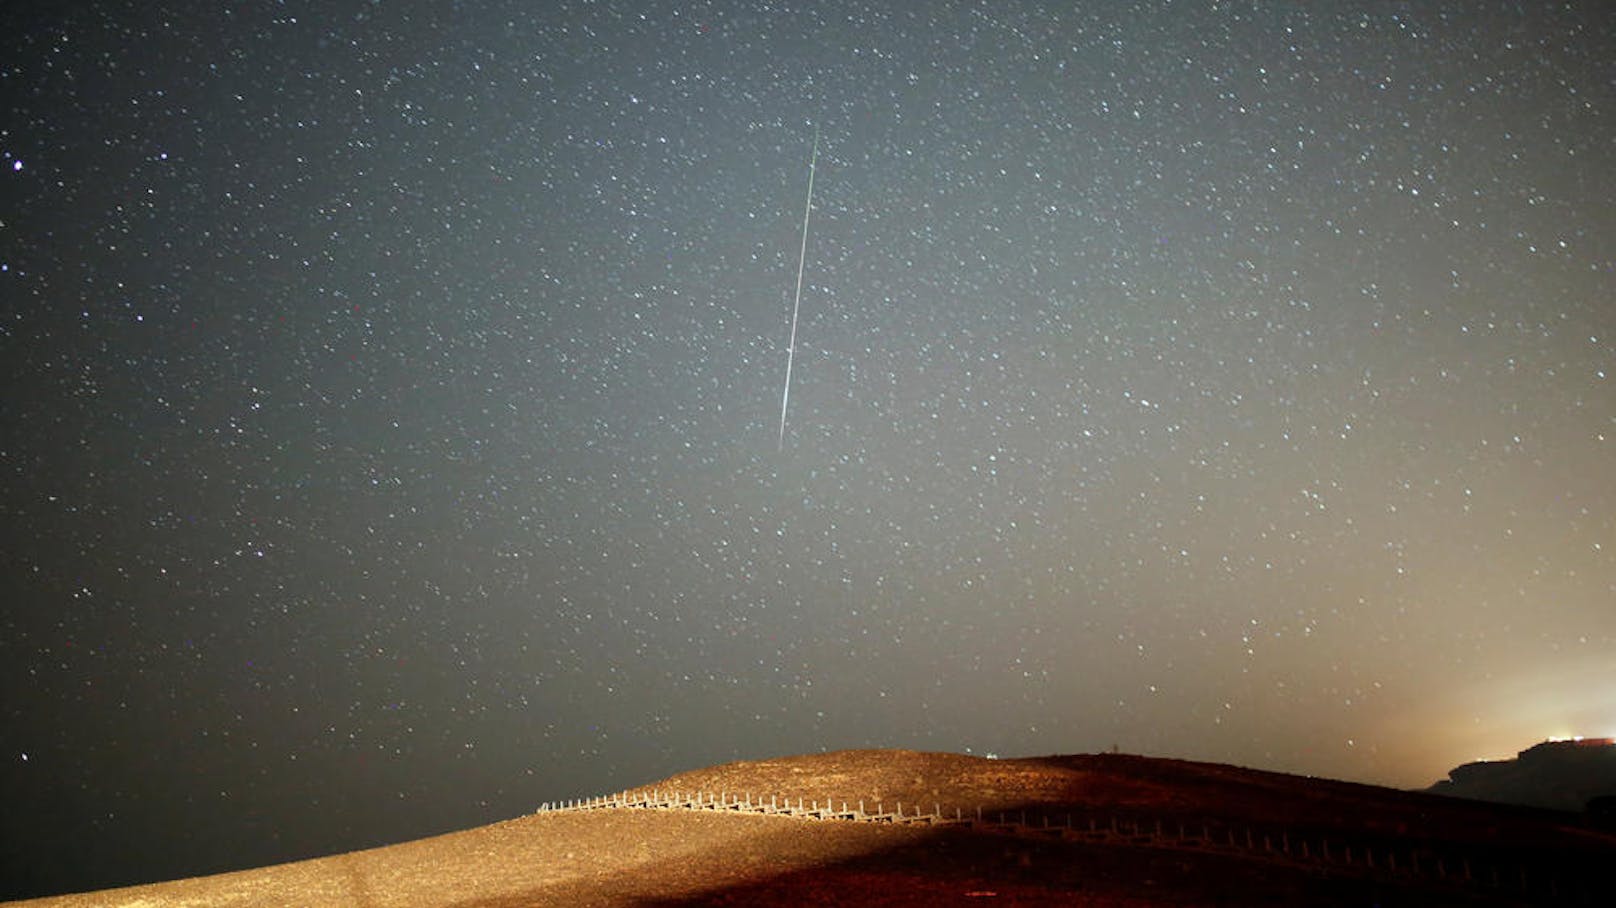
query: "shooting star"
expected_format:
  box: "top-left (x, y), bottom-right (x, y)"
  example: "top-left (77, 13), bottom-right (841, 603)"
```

top-left (777, 125), bottom-right (819, 450)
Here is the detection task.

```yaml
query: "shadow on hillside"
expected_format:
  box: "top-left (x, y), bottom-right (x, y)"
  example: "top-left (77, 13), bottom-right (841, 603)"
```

top-left (620, 754), bottom-right (1612, 908)
top-left (623, 806), bottom-right (1497, 908)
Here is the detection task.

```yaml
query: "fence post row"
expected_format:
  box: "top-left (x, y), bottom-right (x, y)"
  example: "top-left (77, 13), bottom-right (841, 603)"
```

top-left (533, 788), bottom-right (1587, 901)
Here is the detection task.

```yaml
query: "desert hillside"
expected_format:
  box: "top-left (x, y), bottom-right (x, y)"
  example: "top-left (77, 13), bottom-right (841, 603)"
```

top-left (8, 750), bottom-right (1613, 907)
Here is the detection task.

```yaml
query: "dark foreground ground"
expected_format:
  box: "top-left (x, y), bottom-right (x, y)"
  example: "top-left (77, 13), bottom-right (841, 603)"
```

top-left (7, 750), bottom-right (1612, 907)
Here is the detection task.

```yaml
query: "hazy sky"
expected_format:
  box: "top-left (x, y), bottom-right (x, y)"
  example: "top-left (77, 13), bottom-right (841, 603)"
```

top-left (3, 0), bottom-right (1612, 898)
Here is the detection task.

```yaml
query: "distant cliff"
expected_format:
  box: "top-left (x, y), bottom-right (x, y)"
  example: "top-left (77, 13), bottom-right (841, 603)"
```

top-left (1428, 738), bottom-right (1616, 814)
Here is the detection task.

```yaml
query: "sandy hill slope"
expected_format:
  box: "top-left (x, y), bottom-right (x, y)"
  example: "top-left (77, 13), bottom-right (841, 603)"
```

top-left (8, 749), bottom-right (1613, 907)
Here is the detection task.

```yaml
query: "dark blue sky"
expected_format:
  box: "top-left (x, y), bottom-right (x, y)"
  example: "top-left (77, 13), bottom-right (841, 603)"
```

top-left (2, 0), bottom-right (1612, 898)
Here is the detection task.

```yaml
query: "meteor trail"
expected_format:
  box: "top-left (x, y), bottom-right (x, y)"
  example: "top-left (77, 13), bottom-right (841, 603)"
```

top-left (777, 125), bottom-right (819, 450)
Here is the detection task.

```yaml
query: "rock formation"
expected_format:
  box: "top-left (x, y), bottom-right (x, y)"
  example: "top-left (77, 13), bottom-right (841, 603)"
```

top-left (1428, 737), bottom-right (1616, 814)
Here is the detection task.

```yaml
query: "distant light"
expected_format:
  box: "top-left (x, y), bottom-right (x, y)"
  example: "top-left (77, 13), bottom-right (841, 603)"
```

top-left (10, 160), bottom-right (19, 172)
top-left (1544, 735), bottom-right (1615, 747)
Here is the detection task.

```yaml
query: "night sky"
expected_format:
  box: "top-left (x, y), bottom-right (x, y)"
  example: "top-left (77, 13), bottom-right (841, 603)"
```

top-left (3, 0), bottom-right (1613, 899)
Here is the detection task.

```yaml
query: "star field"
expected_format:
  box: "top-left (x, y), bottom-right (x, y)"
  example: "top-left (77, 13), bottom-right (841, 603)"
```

top-left (2, 1), bottom-right (1613, 898)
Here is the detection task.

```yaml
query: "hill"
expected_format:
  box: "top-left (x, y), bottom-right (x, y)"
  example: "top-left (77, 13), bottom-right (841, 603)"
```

top-left (1428, 737), bottom-right (1616, 814)
top-left (7, 749), bottom-right (1613, 907)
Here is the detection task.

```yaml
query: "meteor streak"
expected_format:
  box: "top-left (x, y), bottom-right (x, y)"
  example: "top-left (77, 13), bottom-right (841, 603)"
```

top-left (777, 125), bottom-right (819, 450)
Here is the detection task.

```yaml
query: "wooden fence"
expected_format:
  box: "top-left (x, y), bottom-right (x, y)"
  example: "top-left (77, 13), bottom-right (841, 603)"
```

top-left (536, 788), bottom-right (1604, 903)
